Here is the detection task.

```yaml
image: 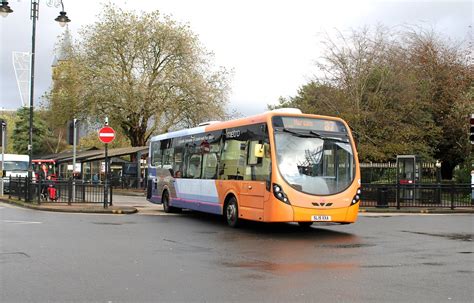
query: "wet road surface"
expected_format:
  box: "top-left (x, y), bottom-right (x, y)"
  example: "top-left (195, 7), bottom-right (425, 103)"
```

top-left (1, 202), bottom-right (473, 302)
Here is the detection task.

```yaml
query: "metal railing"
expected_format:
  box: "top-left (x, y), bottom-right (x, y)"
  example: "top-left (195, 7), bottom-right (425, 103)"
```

top-left (6, 177), bottom-right (112, 205)
top-left (361, 183), bottom-right (473, 209)
top-left (110, 176), bottom-right (146, 189)
top-left (77, 176), bottom-right (145, 189)
top-left (360, 162), bottom-right (439, 184)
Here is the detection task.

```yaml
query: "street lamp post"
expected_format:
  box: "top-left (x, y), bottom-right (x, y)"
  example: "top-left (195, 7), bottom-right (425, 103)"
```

top-left (1, 0), bottom-right (70, 200)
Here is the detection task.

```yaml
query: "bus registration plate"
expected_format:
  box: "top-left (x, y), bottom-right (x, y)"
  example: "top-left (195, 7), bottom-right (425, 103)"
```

top-left (311, 215), bottom-right (331, 221)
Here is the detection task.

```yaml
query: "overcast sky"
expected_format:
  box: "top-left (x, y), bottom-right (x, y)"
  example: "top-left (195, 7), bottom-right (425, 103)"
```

top-left (0, 0), bottom-right (472, 116)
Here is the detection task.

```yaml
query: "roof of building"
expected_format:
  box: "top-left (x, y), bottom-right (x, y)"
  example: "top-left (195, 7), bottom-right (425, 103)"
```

top-left (36, 146), bottom-right (148, 163)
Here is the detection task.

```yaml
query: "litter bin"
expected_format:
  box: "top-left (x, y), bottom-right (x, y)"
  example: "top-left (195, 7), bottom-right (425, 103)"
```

top-left (376, 187), bottom-right (389, 208)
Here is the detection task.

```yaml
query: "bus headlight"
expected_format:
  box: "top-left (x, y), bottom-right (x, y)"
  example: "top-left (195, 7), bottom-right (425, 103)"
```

top-left (273, 184), bottom-right (290, 204)
top-left (351, 188), bottom-right (361, 206)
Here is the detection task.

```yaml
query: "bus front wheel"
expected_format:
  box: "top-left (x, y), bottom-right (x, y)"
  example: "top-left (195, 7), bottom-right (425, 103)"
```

top-left (225, 197), bottom-right (240, 228)
top-left (162, 191), bottom-right (181, 213)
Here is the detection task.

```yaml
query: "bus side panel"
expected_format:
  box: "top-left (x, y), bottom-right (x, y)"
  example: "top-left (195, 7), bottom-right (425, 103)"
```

top-left (216, 179), bottom-right (297, 222)
top-left (215, 180), bottom-right (240, 212)
top-left (171, 179), bottom-right (221, 215)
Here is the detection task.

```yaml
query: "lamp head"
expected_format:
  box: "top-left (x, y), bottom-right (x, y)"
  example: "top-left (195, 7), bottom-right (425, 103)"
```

top-left (55, 11), bottom-right (71, 27)
top-left (0, 1), bottom-right (13, 18)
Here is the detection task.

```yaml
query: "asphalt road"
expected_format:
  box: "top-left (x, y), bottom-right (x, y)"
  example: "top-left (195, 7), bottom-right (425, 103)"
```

top-left (1, 202), bottom-right (473, 303)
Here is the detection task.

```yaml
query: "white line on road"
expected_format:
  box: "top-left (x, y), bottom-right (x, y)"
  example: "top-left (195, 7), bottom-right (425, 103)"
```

top-left (358, 212), bottom-right (467, 217)
top-left (1, 220), bottom-right (43, 224)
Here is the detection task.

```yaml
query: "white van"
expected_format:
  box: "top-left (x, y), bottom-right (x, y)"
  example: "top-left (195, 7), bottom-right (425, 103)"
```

top-left (1, 154), bottom-right (29, 192)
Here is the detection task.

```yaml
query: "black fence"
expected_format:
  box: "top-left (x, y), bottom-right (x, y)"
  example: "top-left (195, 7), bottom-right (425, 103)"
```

top-left (7, 177), bottom-right (111, 205)
top-left (361, 162), bottom-right (438, 184)
top-left (361, 183), bottom-right (473, 209)
top-left (110, 176), bottom-right (145, 189)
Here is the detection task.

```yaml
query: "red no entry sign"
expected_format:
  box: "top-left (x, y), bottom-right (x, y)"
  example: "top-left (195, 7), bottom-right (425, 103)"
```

top-left (98, 126), bottom-right (116, 144)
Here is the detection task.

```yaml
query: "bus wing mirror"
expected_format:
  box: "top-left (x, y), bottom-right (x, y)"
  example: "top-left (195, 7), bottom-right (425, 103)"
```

top-left (254, 144), bottom-right (264, 158)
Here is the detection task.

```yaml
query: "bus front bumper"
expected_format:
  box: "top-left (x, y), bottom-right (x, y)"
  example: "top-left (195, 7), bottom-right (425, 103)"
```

top-left (292, 203), bottom-right (359, 223)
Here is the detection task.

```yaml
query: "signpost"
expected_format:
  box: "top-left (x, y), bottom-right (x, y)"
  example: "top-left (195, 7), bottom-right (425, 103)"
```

top-left (99, 123), bottom-right (115, 208)
top-left (0, 120), bottom-right (6, 196)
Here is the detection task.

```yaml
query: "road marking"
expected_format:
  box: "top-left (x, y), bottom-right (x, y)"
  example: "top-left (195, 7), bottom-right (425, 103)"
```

top-left (1, 220), bottom-right (43, 224)
top-left (359, 212), bottom-right (463, 217)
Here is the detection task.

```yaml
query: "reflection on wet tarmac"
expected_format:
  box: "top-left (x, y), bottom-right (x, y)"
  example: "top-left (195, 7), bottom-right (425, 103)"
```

top-left (213, 223), bottom-right (367, 276)
top-left (221, 259), bottom-right (357, 274)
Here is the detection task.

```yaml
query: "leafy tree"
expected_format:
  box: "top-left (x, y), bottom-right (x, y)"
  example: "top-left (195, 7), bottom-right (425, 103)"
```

top-left (41, 29), bottom-right (81, 153)
top-left (272, 26), bottom-right (472, 178)
top-left (12, 107), bottom-right (48, 155)
top-left (47, 5), bottom-right (230, 147)
top-left (0, 111), bottom-right (18, 153)
top-left (401, 29), bottom-right (473, 178)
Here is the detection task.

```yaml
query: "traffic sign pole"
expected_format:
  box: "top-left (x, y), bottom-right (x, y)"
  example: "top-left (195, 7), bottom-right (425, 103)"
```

top-left (104, 142), bottom-right (109, 208)
top-left (98, 124), bottom-right (115, 208)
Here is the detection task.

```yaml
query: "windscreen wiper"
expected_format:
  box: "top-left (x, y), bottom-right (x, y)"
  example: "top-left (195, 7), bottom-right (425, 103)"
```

top-left (281, 128), bottom-right (314, 138)
top-left (280, 128), bottom-right (350, 143)
top-left (309, 130), bottom-right (349, 144)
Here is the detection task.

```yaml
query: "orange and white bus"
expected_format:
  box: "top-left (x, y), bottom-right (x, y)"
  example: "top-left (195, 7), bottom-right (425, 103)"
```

top-left (147, 109), bottom-right (360, 227)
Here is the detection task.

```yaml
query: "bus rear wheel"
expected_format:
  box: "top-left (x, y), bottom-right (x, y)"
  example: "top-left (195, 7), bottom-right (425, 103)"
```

top-left (225, 197), bottom-right (240, 228)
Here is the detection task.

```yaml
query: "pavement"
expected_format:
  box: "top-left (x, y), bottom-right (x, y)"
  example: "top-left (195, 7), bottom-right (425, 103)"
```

top-left (1, 193), bottom-right (473, 215)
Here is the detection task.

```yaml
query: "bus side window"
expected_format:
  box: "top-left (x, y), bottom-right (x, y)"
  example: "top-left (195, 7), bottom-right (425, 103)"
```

top-left (187, 154), bottom-right (202, 179)
top-left (173, 149), bottom-right (183, 178)
top-left (162, 147), bottom-right (175, 175)
top-left (151, 141), bottom-right (163, 167)
top-left (247, 141), bottom-right (271, 181)
top-left (220, 139), bottom-right (246, 180)
top-left (202, 152), bottom-right (218, 179)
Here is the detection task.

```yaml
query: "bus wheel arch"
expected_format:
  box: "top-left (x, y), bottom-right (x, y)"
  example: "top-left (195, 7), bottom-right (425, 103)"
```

top-left (224, 194), bottom-right (240, 228)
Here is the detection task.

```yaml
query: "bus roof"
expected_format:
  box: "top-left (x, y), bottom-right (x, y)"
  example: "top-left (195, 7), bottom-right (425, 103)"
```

top-left (0, 154), bottom-right (29, 162)
top-left (149, 108), bottom-right (345, 143)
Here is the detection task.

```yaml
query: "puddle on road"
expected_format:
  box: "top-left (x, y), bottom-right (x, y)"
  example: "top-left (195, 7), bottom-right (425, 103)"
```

top-left (421, 262), bottom-right (445, 266)
top-left (221, 259), bottom-right (357, 274)
top-left (360, 264), bottom-right (397, 268)
top-left (320, 243), bottom-right (375, 249)
top-left (92, 222), bottom-right (136, 226)
top-left (401, 231), bottom-right (473, 242)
